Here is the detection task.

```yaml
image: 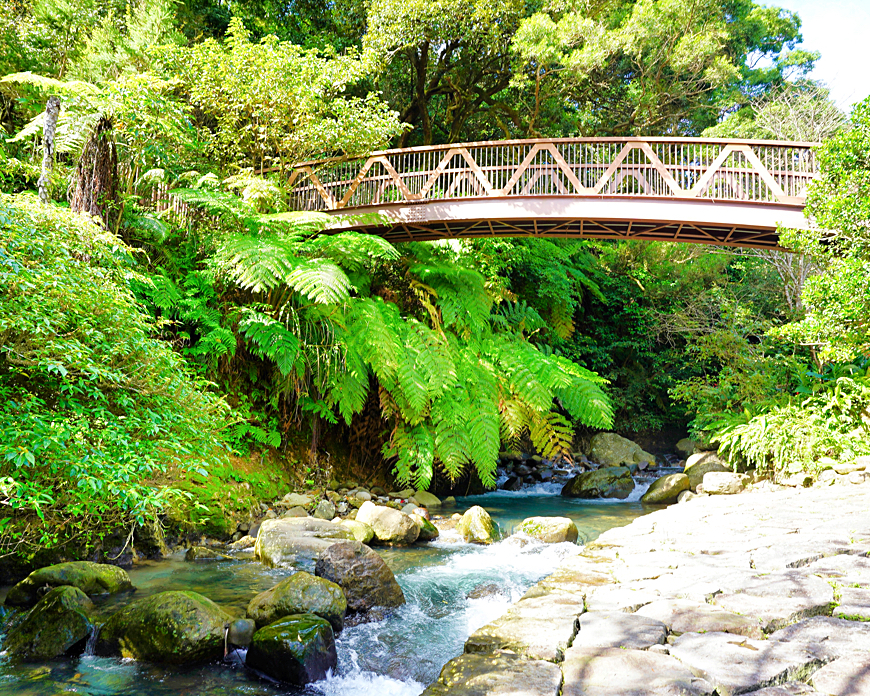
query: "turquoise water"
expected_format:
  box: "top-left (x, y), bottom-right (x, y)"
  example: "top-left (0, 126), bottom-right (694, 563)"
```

top-left (0, 488), bottom-right (649, 696)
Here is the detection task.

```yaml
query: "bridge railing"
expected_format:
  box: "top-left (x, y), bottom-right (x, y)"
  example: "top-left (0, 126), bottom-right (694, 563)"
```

top-left (287, 137), bottom-right (817, 212)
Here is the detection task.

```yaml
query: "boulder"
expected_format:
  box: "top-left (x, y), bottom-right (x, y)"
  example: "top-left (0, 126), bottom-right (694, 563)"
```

top-left (245, 614), bottom-right (337, 686)
top-left (3, 586), bottom-right (93, 660)
top-left (678, 490), bottom-right (702, 503)
top-left (5, 561), bottom-right (133, 607)
top-left (501, 475), bottom-right (522, 491)
top-left (313, 499), bottom-right (336, 520)
top-left (339, 519), bottom-right (374, 544)
top-left (227, 618), bottom-right (256, 648)
top-left (355, 501), bottom-right (420, 544)
top-left (314, 541), bottom-right (405, 614)
top-left (246, 571), bottom-right (346, 632)
top-left (254, 517), bottom-right (354, 567)
top-left (641, 473), bottom-right (690, 504)
top-left (517, 516), bottom-right (579, 544)
top-left (281, 506), bottom-right (310, 518)
top-left (561, 467), bottom-right (635, 499)
top-left (422, 651), bottom-right (562, 696)
top-left (185, 546), bottom-right (233, 562)
top-left (833, 461), bottom-right (866, 475)
top-left (281, 493), bottom-right (313, 508)
top-left (589, 433), bottom-right (656, 468)
top-left (96, 590), bottom-right (232, 664)
top-left (456, 506), bottom-right (498, 544)
top-left (413, 490), bottom-right (442, 508)
top-left (676, 438), bottom-right (699, 457)
top-left (411, 514), bottom-right (440, 541)
top-left (703, 471), bottom-right (748, 495)
top-left (684, 452), bottom-right (730, 490)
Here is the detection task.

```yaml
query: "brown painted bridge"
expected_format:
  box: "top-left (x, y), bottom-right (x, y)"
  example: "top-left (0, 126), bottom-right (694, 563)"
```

top-left (288, 137), bottom-right (818, 249)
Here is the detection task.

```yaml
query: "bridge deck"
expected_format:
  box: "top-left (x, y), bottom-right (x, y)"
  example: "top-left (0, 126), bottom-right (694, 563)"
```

top-left (288, 138), bottom-right (818, 249)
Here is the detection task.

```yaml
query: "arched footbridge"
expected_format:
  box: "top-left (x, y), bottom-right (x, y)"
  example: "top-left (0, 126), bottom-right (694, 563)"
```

top-left (288, 138), bottom-right (818, 250)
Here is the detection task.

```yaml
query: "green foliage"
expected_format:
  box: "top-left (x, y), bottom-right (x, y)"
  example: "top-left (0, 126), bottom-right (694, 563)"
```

top-left (0, 193), bottom-right (228, 554)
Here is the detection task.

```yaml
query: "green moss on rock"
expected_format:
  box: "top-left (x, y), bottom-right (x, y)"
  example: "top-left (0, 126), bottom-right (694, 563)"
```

top-left (247, 571), bottom-right (346, 632)
top-left (245, 614), bottom-right (337, 685)
top-left (5, 561), bottom-right (133, 607)
top-left (3, 586), bottom-right (93, 661)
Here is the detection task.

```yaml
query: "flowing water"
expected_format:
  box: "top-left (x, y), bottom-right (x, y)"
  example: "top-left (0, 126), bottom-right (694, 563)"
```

top-left (0, 486), bottom-right (651, 696)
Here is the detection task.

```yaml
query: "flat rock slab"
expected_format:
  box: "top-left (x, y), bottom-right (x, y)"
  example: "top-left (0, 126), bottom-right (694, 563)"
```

top-left (636, 599), bottom-right (763, 639)
top-left (669, 631), bottom-right (828, 696)
top-left (562, 646), bottom-right (714, 696)
top-left (743, 682), bottom-right (821, 696)
top-left (584, 584), bottom-right (660, 613)
top-left (421, 652), bottom-right (562, 696)
top-left (807, 555), bottom-right (870, 587)
top-left (812, 657), bottom-right (870, 696)
top-left (573, 611), bottom-right (667, 649)
top-left (465, 594), bottom-right (584, 661)
top-left (769, 616), bottom-right (870, 659)
top-left (713, 570), bottom-right (834, 632)
top-left (834, 588), bottom-right (870, 620)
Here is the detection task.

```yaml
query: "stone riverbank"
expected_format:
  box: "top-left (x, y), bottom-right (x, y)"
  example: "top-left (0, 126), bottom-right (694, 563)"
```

top-left (425, 483), bottom-right (870, 696)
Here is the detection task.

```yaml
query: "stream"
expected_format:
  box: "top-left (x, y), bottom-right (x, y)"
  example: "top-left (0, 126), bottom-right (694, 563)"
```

top-left (0, 482), bottom-right (653, 696)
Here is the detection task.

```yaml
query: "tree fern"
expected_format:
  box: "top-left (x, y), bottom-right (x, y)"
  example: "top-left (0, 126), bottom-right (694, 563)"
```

top-left (238, 310), bottom-right (300, 377)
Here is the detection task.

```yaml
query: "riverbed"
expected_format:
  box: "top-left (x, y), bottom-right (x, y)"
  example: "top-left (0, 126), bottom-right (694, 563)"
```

top-left (0, 484), bottom-right (651, 696)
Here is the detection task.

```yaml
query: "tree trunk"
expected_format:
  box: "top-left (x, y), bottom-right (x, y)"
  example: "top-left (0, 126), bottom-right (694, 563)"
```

top-left (37, 96), bottom-right (61, 204)
top-left (69, 116), bottom-right (119, 228)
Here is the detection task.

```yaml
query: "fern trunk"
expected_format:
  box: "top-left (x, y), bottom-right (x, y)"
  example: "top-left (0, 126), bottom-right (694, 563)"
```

top-left (69, 117), bottom-right (119, 229)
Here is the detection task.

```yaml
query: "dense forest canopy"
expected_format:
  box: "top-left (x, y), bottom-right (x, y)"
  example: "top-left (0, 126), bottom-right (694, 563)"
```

top-left (1, 0), bottom-right (869, 560)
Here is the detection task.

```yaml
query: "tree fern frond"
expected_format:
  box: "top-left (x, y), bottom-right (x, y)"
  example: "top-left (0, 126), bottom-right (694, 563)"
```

top-left (529, 411), bottom-right (574, 460)
top-left (239, 310), bottom-right (300, 376)
top-left (287, 258), bottom-right (351, 304)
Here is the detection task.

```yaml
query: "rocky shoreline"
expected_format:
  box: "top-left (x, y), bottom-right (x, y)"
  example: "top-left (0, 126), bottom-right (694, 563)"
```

top-left (425, 482), bottom-right (870, 696)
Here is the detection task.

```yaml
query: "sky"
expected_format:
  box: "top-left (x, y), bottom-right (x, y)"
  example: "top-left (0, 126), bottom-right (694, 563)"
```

top-left (775, 0), bottom-right (870, 109)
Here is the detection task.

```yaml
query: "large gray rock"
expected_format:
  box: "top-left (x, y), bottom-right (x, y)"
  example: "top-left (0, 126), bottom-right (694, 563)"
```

top-left (313, 499), bottom-right (336, 520)
top-left (676, 438), bottom-right (700, 457)
top-left (465, 593), bottom-right (585, 661)
top-left (314, 541), bottom-right (404, 614)
top-left (421, 651), bottom-right (562, 696)
top-left (246, 571), bottom-right (346, 632)
top-left (5, 561), bottom-right (133, 607)
top-left (562, 466), bottom-right (635, 499)
top-left (806, 554), bottom-right (870, 587)
top-left (589, 432), bottom-right (656, 468)
top-left (573, 610), bottom-right (667, 649)
top-left (339, 519), bottom-right (374, 543)
top-left (769, 616), bottom-right (870, 658)
top-left (255, 517), bottom-right (354, 567)
top-left (562, 646), bottom-right (714, 696)
top-left (413, 490), bottom-right (442, 508)
top-left (669, 631), bottom-right (828, 696)
top-left (812, 657), bottom-right (870, 696)
top-left (642, 473), bottom-right (690, 504)
top-left (713, 570), bottom-right (834, 632)
top-left (245, 614), bottom-right (337, 686)
top-left (456, 506), bottom-right (498, 544)
top-left (96, 590), bottom-right (233, 664)
top-left (834, 587), bottom-right (870, 620)
top-left (703, 471), bottom-right (749, 495)
top-left (517, 516), bottom-right (579, 544)
top-left (684, 452), bottom-right (730, 489)
top-left (3, 586), bottom-right (93, 660)
top-left (636, 598), bottom-right (763, 638)
top-left (355, 501), bottom-right (420, 545)
top-left (281, 493), bottom-right (313, 507)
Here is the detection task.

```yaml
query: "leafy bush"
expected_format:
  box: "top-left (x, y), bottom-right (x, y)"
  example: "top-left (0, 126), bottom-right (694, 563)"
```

top-left (0, 193), bottom-right (228, 556)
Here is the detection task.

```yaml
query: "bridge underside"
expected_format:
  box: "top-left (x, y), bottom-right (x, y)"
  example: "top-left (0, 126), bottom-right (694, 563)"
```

top-left (330, 196), bottom-right (810, 250)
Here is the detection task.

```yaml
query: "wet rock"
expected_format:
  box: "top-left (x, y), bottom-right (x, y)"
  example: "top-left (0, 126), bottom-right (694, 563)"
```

top-left (281, 493), bottom-right (313, 508)
top-left (769, 616), bottom-right (870, 658)
top-left (590, 433), bottom-right (656, 468)
top-left (228, 535), bottom-right (257, 551)
top-left (668, 631), bottom-right (828, 696)
top-left (641, 473), bottom-right (690, 504)
top-left (412, 514), bottom-right (439, 541)
top-left (5, 561), bottom-right (133, 607)
top-left (834, 587), bottom-right (870, 620)
top-left (245, 614), bottom-right (337, 686)
top-left (355, 501), bottom-right (420, 545)
top-left (573, 611), bottom-right (667, 649)
top-left (561, 466), bottom-right (635, 499)
top-left (517, 516), bottom-right (579, 543)
top-left (96, 590), bottom-right (232, 664)
top-left (466, 583), bottom-right (507, 600)
top-left (465, 594), bottom-right (585, 661)
top-left (185, 546), bottom-right (233, 562)
top-left (313, 500), bottom-right (336, 520)
top-left (456, 506), bottom-right (497, 544)
top-left (413, 490), bottom-right (442, 508)
top-left (684, 452), bottom-right (730, 490)
top-left (339, 519), bottom-right (374, 544)
top-left (246, 571), bottom-right (346, 632)
top-left (421, 651), bottom-right (562, 696)
top-left (254, 518), bottom-right (354, 567)
top-left (812, 656), bottom-right (870, 696)
top-left (636, 598), bottom-right (763, 639)
top-left (3, 587), bottom-right (93, 661)
top-left (500, 475), bottom-right (522, 491)
top-left (703, 472), bottom-right (749, 495)
top-left (314, 541), bottom-right (405, 615)
top-left (227, 618), bottom-right (256, 648)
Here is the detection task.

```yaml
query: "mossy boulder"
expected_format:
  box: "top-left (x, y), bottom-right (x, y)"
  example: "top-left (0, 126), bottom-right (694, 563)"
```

top-left (339, 519), bottom-right (374, 543)
top-left (412, 514), bottom-right (440, 541)
top-left (3, 586), bottom-right (93, 661)
top-left (246, 571), bottom-right (346, 632)
top-left (684, 452), bottom-right (730, 490)
top-left (517, 517), bottom-right (579, 544)
top-left (641, 473), bottom-right (690, 504)
top-left (561, 467), bottom-right (635, 499)
top-left (315, 541), bottom-right (405, 614)
top-left (457, 506), bottom-right (498, 544)
top-left (245, 614), bottom-right (337, 686)
top-left (96, 590), bottom-right (233, 664)
top-left (5, 561), bottom-right (133, 607)
top-left (589, 433), bottom-right (656, 468)
top-left (355, 501), bottom-right (420, 545)
top-left (413, 490), bottom-right (442, 508)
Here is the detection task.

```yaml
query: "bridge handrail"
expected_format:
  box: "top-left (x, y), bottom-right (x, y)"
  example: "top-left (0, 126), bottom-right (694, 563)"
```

top-left (288, 137), bottom-right (818, 213)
